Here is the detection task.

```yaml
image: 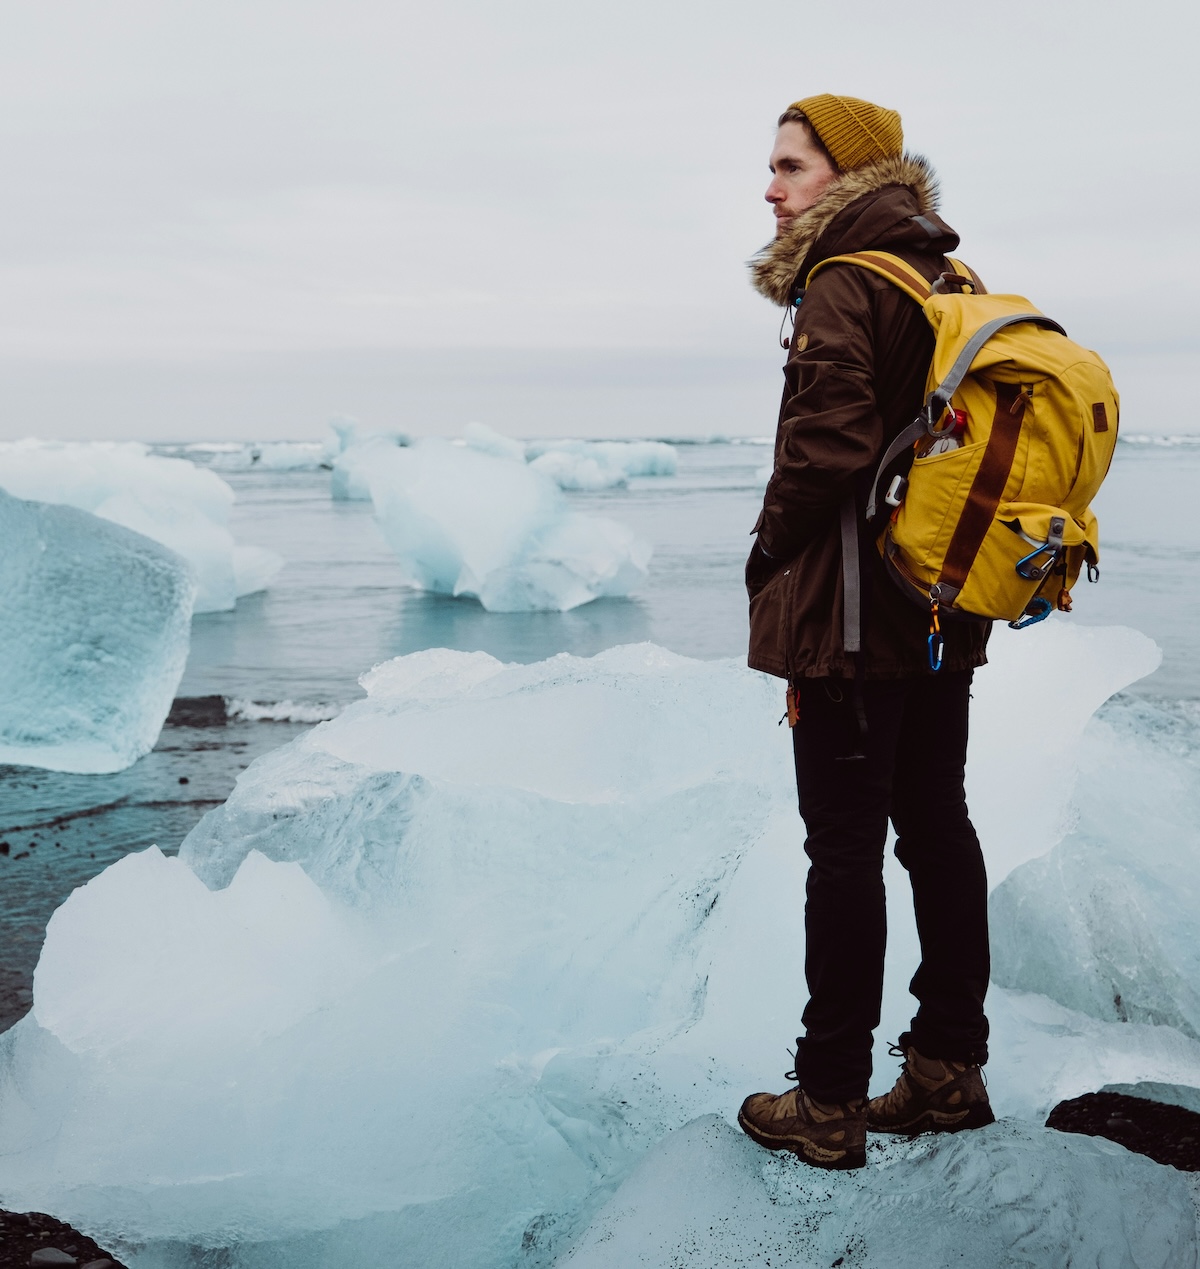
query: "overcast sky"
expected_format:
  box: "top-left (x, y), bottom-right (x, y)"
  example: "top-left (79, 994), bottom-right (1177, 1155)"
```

top-left (1, 0), bottom-right (1195, 439)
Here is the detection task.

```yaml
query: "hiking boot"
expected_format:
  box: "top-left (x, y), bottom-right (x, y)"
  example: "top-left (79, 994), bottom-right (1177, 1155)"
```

top-left (867, 1038), bottom-right (995, 1136)
top-left (738, 1080), bottom-right (866, 1170)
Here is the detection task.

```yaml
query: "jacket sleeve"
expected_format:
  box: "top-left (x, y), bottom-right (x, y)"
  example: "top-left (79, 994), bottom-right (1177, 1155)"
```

top-left (753, 265), bottom-right (884, 559)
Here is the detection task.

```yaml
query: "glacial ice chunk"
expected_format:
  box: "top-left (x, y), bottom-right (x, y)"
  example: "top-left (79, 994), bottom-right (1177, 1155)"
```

top-left (367, 440), bottom-right (650, 610)
top-left (0, 439), bottom-right (282, 612)
top-left (990, 691), bottom-right (1200, 1037)
top-left (560, 1115), bottom-right (1197, 1269)
top-left (528, 449), bottom-right (628, 491)
top-left (0, 628), bottom-right (1188, 1266)
top-left (0, 489), bottom-right (194, 773)
top-left (328, 423), bottom-right (412, 500)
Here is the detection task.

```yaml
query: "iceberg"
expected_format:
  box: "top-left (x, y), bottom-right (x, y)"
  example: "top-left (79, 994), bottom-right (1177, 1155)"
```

top-left (0, 489), bottom-right (194, 773)
top-left (0, 625), bottom-right (1194, 1268)
top-left (325, 418), bottom-right (412, 500)
top-left (367, 440), bottom-right (651, 610)
top-left (0, 439), bottom-right (283, 613)
top-left (528, 449), bottom-right (628, 491)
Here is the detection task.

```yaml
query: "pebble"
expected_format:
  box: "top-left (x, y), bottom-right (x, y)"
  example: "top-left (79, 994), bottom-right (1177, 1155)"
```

top-left (80, 1261), bottom-right (116, 1269)
top-left (30, 1250), bottom-right (78, 1267)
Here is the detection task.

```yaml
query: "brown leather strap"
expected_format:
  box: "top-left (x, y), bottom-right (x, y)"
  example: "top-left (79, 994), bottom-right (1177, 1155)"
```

top-left (946, 257), bottom-right (987, 295)
top-left (939, 382), bottom-right (1026, 590)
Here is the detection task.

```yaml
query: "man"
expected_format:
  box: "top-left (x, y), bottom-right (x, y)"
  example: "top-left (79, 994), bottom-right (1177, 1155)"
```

top-left (737, 95), bottom-right (994, 1171)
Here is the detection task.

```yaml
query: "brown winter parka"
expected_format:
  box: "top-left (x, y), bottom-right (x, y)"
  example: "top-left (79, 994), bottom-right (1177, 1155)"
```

top-left (746, 153), bottom-right (991, 681)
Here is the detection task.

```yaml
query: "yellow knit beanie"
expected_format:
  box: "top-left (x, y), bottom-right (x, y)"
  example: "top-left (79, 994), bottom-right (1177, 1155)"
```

top-left (787, 94), bottom-right (903, 171)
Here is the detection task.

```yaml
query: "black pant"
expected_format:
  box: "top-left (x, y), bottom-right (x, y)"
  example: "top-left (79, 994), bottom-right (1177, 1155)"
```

top-left (791, 670), bottom-right (990, 1103)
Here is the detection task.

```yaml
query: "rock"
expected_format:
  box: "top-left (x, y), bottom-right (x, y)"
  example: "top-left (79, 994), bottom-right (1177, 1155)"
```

top-left (1046, 1090), bottom-right (1200, 1170)
top-left (30, 1251), bottom-right (77, 1267)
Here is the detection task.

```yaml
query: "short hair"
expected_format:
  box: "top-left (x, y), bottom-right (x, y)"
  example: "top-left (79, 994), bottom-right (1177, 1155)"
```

top-left (777, 107), bottom-right (840, 172)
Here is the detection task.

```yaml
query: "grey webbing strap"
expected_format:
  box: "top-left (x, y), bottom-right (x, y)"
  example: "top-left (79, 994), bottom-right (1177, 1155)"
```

top-left (929, 313), bottom-right (1067, 410)
top-left (865, 418), bottom-right (927, 519)
top-left (839, 494), bottom-right (862, 654)
top-left (864, 312), bottom-right (1068, 520)
top-left (912, 215), bottom-right (942, 239)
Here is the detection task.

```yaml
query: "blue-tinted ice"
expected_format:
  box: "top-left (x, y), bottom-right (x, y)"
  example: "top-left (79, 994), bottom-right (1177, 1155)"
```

top-left (0, 490), bottom-right (194, 773)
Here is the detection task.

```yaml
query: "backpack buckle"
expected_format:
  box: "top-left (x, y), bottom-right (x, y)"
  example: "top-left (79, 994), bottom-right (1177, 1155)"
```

top-left (930, 272), bottom-right (976, 295)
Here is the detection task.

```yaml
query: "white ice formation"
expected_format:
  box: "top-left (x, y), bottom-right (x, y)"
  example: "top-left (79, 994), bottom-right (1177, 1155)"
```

top-left (527, 437), bottom-right (678, 490)
top-left (325, 419), bottom-right (411, 500)
top-left (0, 440), bottom-right (283, 612)
top-left (563, 1116), bottom-right (1195, 1269)
top-left (990, 690), bottom-right (1200, 1039)
top-left (367, 439), bottom-right (651, 610)
top-left (1, 621), bottom-right (1196, 1267)
top-left (463, 420), bottom-right (528, 462)
top-left (0, 489), bottom-right (194, 773)
top-left (206, 441), bottom-right (328, 471)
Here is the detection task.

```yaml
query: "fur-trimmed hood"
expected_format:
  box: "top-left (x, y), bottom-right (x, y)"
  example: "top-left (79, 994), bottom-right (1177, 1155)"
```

top-left (749, 152), bottom-right (943, 307)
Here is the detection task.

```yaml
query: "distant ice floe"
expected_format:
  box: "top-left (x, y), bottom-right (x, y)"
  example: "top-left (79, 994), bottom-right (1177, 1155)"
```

top-left (202, 441), bottom-right (328, 472)
top-left (1118, 433), bottom-right (1200, 446)
top-left (0, 440), bottom-right (283, 613)
top-left (332, 421), bottom-right (678, 498)
top-left (367, 439), bottom-right (651, 610)
top-left (526, 436), bottom-right (679, 481)
top-left (0, 489), bottom-right (194, 773)
top-left (2, 623), bottom-right (1196, 1267)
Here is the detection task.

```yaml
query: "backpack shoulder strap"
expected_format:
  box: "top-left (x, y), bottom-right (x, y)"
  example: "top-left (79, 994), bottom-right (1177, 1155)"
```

top-left (805, 251), bottom-right (933, 305)
top-left (946, 257), bottom-right (987, 295)
top-left (806, 250), bottom-right (988, 302)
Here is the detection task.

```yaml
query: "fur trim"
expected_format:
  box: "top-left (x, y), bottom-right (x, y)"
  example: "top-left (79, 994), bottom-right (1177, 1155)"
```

top-left (749, 152), bottom-right (940, 306)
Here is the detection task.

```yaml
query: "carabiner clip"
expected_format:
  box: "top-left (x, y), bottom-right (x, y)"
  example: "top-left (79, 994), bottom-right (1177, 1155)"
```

top-left (1015, 543), bottom-right (1058, 581)
top-left (927, 589), bottom-right (944, 672)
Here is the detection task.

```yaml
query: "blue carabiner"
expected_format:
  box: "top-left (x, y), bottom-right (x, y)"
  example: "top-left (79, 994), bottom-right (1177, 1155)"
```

top-left (1015, 544), bottom-right (1057, 581)
top-left (1008, 597), bottom-right (1053, 630)
top-left (927, 630), bottom-right (945, 672)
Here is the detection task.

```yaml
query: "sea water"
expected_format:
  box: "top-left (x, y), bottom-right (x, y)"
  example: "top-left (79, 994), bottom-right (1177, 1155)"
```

top-left (0, 436), bottom-right (1197, 1031)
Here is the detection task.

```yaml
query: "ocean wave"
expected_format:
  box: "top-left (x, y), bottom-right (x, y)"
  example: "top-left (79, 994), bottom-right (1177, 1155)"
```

top-left (1118, 433), bottom-right (1200, 446)
top-left (226, 699), bottom-right (343, 723)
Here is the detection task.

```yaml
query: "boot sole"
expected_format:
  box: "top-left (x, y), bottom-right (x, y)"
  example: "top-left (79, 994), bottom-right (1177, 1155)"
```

top-left (737, 1108), bottom-right (866, 1170)
top-left (867, 1102), bottom-right (995, 1137)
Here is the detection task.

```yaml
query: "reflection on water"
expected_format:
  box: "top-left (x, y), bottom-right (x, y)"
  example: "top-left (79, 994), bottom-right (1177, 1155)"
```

top-left (387, 593), bottom-right (654, 666)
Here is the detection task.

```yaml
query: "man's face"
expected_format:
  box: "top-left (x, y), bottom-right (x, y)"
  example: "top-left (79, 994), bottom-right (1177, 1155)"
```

top-left (765, 122), bottom-right (838, 236)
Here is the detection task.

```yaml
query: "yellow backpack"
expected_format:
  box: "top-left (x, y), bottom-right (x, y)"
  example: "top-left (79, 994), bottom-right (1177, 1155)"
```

top-left (805, 250), bottom-right (1118, 670)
